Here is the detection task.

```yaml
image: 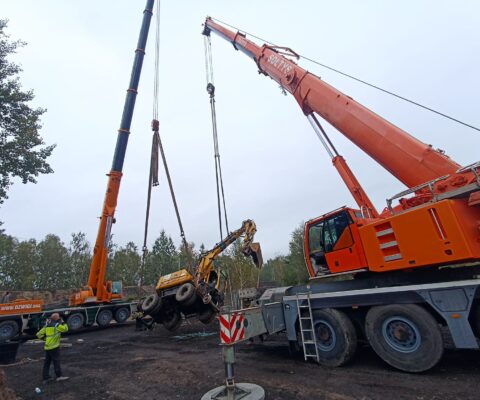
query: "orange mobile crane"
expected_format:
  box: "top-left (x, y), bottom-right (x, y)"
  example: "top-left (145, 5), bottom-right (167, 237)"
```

top-left (70, 0), bottom-right (155, 309)
top-left (203, 18), bottom-right (480, 372)
top-left (0, 2), bottom-right (156, 341)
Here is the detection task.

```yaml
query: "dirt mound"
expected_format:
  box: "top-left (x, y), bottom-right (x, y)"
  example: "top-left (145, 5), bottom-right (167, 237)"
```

top-left (0, 370), bottom-right (16, 400)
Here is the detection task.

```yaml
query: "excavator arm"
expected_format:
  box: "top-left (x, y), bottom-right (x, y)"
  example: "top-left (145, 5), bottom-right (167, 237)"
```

top-left (195, 219), bottom-right (262, 284)
top-left (155, 220), bottom-right (262, 292)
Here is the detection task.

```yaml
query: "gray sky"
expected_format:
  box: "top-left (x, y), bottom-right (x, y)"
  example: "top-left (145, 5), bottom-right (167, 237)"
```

top-left (1, 1), bottom-right (479, 260)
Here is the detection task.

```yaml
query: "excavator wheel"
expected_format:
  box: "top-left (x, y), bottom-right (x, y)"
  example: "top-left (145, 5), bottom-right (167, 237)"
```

top-left (142, 294), bottom-right (162, 315)
top-left (175, 283), bottom-right (196, 306)
top-left (163, 309), bottom-right (182, 332)
top-left (198, 307), bottom-right (216, 324)
top-left (365, 304), bottom-right (444, 372)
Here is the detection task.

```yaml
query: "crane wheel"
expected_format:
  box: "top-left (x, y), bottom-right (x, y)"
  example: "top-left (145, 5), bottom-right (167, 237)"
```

top-left (198, 307), bottom-right (216, 324)
top-left (0, 320), bottom-right (19, 342)
top-left (66, 313), bottom-right (85, 331)
top-left (114, 307), bottom-right (131, 323)
top-left (473, 303), bottom-right (480, 337)
top-left (311, 308), bottom-right (357, 367)
top-left (365, 304), bottom-right (444, 372)
top-left (142, 294), bottom-right (162, 315)
top-left (96, 309), bottom-right (113, 327)
top-left (175, 283), bottom-right (196, 306)
top-left (163, 309), bottom-right (182, 332)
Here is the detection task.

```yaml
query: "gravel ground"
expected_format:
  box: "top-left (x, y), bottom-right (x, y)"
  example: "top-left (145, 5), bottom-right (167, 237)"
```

top-left (3, 320), bottom-right (480, 400)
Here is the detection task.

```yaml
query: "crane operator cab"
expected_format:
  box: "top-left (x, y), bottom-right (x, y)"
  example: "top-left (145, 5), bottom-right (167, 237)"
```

top-left (304, 207), bottom-right (368, 277)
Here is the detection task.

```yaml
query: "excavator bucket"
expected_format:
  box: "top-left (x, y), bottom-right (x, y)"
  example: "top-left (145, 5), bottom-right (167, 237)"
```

top-left (248, 242), bottom-right (263, 268)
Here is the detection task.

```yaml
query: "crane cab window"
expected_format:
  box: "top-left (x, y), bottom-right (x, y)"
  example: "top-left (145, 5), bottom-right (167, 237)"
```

top-left (308, 211), bottom-right (353, 255)
top-left (323, 211), bottom-right (353, 252)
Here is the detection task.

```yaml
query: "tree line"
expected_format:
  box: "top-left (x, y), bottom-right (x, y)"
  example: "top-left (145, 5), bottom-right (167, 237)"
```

top-left (0, 225), bottom-right (309, 292)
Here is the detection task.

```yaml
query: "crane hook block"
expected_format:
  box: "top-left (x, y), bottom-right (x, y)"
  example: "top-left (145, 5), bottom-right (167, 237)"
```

top-left (151, 119), bottom-right (160, 131)
top-left (207, 83), bottom-right (215, 97)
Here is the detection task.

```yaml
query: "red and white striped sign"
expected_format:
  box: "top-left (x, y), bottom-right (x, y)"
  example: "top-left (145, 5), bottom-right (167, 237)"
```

top-left (219, 312), bottom-right (245, 344)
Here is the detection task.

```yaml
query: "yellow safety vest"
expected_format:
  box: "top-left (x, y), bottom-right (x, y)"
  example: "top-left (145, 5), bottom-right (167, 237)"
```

top-left (37, 321), bottom-right (69, 350)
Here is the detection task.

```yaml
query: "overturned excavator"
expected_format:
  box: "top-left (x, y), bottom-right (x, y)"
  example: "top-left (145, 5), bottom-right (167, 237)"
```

top-left (139, 219), bottom-right (262, 331)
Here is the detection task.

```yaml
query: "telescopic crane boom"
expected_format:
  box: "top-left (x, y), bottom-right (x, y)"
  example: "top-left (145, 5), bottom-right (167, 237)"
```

top-left (70, 0), bottom-right (155, 306)
top-left (202, 18), bottom-right (479, 211)
top-left (203, 18), bottom-right (480, 277)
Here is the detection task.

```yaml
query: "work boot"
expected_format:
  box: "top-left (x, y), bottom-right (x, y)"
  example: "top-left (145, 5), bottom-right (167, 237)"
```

top-left (56, 376), bottom-right (69, 382)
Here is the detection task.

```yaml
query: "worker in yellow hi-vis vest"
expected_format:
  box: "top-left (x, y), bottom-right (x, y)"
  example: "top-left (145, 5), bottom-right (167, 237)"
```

top-left (37, 313), bottom-right (69, 383)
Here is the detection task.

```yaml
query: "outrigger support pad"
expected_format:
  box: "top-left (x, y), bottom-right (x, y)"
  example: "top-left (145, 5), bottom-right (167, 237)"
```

top-left (201, 338), bottom-right (265, 400)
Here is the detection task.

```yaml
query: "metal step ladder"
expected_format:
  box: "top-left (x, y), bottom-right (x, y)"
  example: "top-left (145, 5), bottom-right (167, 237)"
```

top-left (296, 292), bottom-right (319, 362)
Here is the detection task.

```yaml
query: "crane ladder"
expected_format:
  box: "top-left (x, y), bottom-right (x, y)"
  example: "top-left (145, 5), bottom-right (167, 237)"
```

top-left (296, 292), bottom-right (319, 362)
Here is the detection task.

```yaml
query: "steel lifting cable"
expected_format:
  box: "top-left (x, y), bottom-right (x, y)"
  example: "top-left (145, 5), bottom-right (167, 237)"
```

top-left (204, 35), bottom-right (230, 241)
top-left (140, 1), bottom-right (190, 284)
top-left (209, 17), bottom-right (480, 133)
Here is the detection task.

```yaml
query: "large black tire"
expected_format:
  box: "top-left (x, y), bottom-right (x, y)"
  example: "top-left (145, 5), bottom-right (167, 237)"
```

top-left (142, 294), bottom-right (162, 315)
top-left (0, 320), bottom-right (19, 342)
top-left (96, 309), bottom-right (113, 327)
top-left (365, 304), bottom-right (444, 372)
top-left (311, 308), bottom-right (357, 367)
top-left (175, 283), bottom-right (196, 306)
top-left (66, 313), bottom-right (85, 331)
top-left (473, 303), bottom-right (480, 337)
top-left (198, 307), bottom-right (216, 324)
top-left (162, 308), bottom-right (182, 332)
top-left (114, 307), bottom-right (131, 323)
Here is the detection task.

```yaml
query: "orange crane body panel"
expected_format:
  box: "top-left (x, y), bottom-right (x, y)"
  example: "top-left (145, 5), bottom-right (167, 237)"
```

top-left (358, 199), bottom-right (480, 273)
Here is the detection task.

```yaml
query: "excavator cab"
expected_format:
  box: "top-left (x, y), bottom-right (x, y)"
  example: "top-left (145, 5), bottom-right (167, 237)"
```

top-left (243, 242), bottom-right (263, 268)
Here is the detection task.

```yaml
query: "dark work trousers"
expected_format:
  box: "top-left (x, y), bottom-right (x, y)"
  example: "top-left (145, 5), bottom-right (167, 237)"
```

top-left (42, 347), bottom-right (62, 379)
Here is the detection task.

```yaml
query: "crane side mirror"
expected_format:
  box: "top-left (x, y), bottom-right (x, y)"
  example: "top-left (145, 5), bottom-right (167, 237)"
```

top-left (247, 242), bottom-right (263, 268)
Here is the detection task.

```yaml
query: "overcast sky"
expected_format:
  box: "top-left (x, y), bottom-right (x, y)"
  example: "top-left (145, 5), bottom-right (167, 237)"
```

top-left (1, 1), bottom-right (479, 260)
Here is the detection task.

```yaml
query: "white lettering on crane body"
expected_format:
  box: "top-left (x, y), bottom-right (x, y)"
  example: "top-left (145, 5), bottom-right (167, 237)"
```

top-left (267, 54), bottom-right (293, 76)
top-left (0, 303), bottom-right (37, 311)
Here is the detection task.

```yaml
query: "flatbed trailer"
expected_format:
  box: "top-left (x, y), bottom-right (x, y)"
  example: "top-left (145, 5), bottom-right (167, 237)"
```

top-left (0, 300), bottom-right (137, 341)
top-left (222, 267), bottom-right (480, 372)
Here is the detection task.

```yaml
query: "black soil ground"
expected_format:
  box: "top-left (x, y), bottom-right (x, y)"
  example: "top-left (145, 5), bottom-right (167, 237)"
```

top-left (3, 321), bottom-right (480, 400)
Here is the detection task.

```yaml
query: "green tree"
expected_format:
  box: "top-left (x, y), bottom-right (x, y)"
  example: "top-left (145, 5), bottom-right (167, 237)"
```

top-left (177, 241), bottom-right (196, 272)
top-left (142, 230), bottom-right (177, 285)
top-left (282, 224), bottom-right (309, 286)
top-left (34, 234), bottom-right (69, 289)
top-left (108, 242), bottom-right (140, 286)
top-left (222, 241), bottom-right (260, 291)
top-left (68, 232), bottom-right (91, 288)
top-left (0, 20), bottom-right (55, 205)
top-left (0, 233), bottom-right (17, 288)
top-left (260, 255), bottom-right (287, 285)
top-left (13, 238), bottom-right (37, 289)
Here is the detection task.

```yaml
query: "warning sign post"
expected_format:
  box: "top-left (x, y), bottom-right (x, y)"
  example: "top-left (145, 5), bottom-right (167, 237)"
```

top-left (202, 307), bottom-right (267, 400)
